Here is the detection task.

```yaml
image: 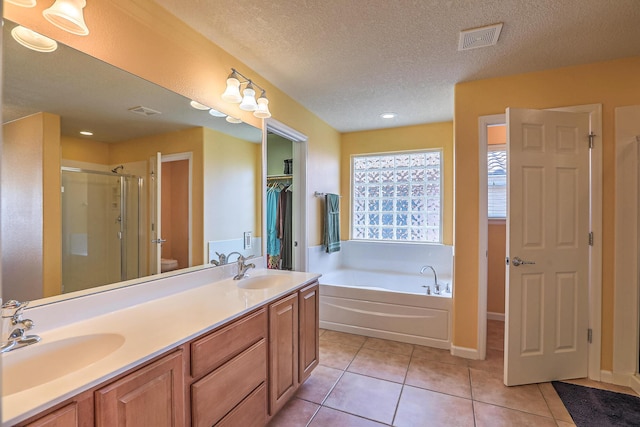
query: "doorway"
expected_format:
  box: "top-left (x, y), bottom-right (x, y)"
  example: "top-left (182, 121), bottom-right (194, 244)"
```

top-left (478, 104), bottom-right (602, 383)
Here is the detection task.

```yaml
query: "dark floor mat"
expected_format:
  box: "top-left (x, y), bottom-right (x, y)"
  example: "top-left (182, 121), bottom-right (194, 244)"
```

top-left (552, 381), bottom-right (640, 426)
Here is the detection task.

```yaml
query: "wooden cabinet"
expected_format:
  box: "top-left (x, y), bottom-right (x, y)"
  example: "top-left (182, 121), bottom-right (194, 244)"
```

top-left (269, 292), bottom-right (299, 415)
top-left (23, 393), bottom-right (93, 427)
top-left (19, 280), bottom-right (320, 427)
top-left (299, 283), bottom-right (320, 383)
top-left (95, 350), bottom-right (185, 427)
top-left (267, 281), bottom-right (320, 417)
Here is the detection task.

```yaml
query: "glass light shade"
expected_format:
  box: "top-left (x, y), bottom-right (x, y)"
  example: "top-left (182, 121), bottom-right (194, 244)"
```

top-left (226, 116), bottom-right (242, 124)
top-left (6, 0), bottom-right (37, 7)
top-left (239, 86), bottom-right (258, 111)
top-left (253, 97), bottom-right (271, 119)
top-left (208, 109), bottom-right (226, 118)
top-left (11, 26), bottom-right (58, 52)
top-left (189, 100), bottom-right (209, 110)
top-left (43, 0), bottom-right (89, 36)
top-left (221, 77), bottom-right (242, 103)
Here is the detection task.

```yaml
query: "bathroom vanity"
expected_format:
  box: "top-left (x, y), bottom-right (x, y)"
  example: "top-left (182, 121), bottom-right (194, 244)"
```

top-left (2, 268), bottom-right (320, 426)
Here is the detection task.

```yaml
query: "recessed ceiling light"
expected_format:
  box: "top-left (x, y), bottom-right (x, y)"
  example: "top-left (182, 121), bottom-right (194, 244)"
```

top-left (189, 100), bottom-right (209, 110)
top-left (208, 109), bottom-right (227, 118)
top-left (11, 26), bottom-right (58, 52)
top-left (380, 112), bottom-right (397, 119)
top-left (79, 130), bottom-right (93, 136)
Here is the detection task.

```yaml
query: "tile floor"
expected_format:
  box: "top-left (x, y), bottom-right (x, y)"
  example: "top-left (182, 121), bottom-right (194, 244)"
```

top-left (268, 320), bottom-right (639, 426)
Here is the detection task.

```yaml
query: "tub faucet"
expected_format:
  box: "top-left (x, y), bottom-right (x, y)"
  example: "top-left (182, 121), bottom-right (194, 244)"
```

top-left (1, 300), bottom-right (41, 353)
top-left (233, 255), bottom-right (255, 280)
top-left (420, 265), bottom-right (440, 295)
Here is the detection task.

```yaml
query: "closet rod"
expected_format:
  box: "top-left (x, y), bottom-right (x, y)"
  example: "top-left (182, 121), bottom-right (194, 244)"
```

top-left (267, 175), bottom-right (293, 181)
top-left (314, 191), bottom-right (342, 198)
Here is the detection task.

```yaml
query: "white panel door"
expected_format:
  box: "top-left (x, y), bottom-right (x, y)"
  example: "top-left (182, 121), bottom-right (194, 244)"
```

top-left (505, 108), bottom-right (590, 386)
top-left (149, 152), bottom-right (163, 275)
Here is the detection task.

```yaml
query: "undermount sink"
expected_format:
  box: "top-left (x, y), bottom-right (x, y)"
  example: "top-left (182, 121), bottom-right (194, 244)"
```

top-left (236, 273), bottom-right (290, 290)
top-left (2, 333), bottom-right (125, 396)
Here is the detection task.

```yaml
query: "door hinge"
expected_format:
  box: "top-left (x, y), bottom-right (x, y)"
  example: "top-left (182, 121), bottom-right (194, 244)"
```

top-left (588, 232), bottom-right (594, 246)
top-left (588, 328), bottom-right (593, 344)
top-left (588, 132), bottom-right (596, 149)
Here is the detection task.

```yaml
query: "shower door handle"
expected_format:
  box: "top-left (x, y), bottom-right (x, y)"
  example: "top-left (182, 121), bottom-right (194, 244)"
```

top-left (152, 238), bottom-right (167, 244)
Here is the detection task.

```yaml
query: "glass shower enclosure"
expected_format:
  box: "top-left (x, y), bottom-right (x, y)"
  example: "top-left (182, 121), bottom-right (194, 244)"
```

top-left (61, 167), bottom-right (142, 293)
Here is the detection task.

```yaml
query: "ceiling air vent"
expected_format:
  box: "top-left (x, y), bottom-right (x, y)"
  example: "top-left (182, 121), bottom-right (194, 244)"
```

top-left (458, 23), bottom-right (503, 51)
top-left (128, 105), bottom-right (162, 116)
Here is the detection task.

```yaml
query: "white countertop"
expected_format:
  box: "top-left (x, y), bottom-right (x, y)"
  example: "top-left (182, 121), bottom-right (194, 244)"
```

top-left (1, 268), bottom-right (320, 426)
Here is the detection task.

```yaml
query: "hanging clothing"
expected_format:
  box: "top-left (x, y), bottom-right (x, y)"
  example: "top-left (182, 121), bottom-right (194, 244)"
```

top-left (323, 193), bottom-right (341, 253)
top-left (266, 187), bottom-right (281, 257)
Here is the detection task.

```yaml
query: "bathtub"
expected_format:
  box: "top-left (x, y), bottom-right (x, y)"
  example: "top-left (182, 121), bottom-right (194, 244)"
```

top-left (319, 268), bottom-right (452, 348)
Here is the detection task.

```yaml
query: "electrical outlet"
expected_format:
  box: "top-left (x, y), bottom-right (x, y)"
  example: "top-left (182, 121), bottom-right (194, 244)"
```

top-left (244, 231), bottom-right (252, 250)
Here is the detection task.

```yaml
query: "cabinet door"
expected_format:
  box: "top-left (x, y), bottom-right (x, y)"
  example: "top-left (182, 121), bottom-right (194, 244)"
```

top-left (299, 283), bottom-right (320, 383)
top-left (95, 350), bottom-right (185, 427)
top-left (269, 292), bottom-right (299, 415)
top-left (24, 393), bottom-right (92, 427)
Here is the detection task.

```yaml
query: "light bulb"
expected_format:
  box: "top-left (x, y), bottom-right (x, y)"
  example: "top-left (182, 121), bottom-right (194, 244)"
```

top-left (253, 96), bottom-right (271, 119)
top-left (239, 84), bottom-right (257, 111)
top-left (6, 0), bottom-right (37, 7)
top-left (208, 109), bottom-right (226, 118)
top-left (226, 116), bottom-right (242, 124)
top-left (221, 76), bottom-right (242, 103)
top-left (11, 26), bottom-right (58, 52)
top-left (189, 100), bottom-right (209, 110)
top-left (43, 0), bottom-right (89, 36)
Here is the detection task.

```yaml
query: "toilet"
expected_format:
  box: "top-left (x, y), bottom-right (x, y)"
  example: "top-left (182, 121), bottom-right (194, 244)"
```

top-left (161, 258), bottom-right (179, 272)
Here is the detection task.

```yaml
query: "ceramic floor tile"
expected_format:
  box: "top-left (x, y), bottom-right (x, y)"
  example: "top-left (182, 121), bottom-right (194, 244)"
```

top-left (319, 340), bottom-right (360, 370)
top-left (296, 365), bottom-right (344, 404)
top-left (362, 337), bottom-right (414, 356)
top-left (320, 330), bottom-right (367, 347)
top-left (538, 382), bottom-right (573, 423)
top-left (556, 420), bottom-right (577, 427)
top-left (347, 348), bottom-right (410, 383)
top-left (470, 368), bottom-right (552, 418)
top-left (309, 406), bottom-right (387, 427)
top-left (324, 372), bottom-right (402, 424)
top-left (393, 385), bottom-right (474, 426)
top-left (319, 328), bottom-right (327, 337)
top-left (267, 398), bottom-right (320, 427)
top-left (487, 320), bottom-right (504, 351)
top-left (474, 401), bottom-right (557, 427)
top-left (412, 344), bottom-right (469, 366)
top-left (405, 357), bottom-right (471, 398)
top-left (467, 348), bottom-right (504, 375)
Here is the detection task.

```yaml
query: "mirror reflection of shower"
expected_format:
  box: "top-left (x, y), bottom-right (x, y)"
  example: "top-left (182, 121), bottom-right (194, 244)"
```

top-left (61, 167), bottom-right (142, 293)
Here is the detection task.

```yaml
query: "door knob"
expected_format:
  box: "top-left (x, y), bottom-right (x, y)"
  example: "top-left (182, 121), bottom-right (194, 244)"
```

top-left (152, 238), bottom-right (167, 244)
top-left (511, 256), bottom-right (535, 267)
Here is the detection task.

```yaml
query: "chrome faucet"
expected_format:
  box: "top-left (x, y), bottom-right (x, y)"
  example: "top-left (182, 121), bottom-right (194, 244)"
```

top-left (420, 265), bottom-right (440, 295)
top-left (1, 300), bottom-right (41, 353)
top-left (210, 251), bottom-right (228, 266)
top-left (233, 255), bottom-right (255, 280)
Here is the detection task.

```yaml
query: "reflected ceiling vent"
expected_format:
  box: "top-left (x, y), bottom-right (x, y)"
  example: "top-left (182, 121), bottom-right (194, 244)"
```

top-left (127, 105), bottom-right (162, 116)
top-left (458, 23), bottom-right (503, 51)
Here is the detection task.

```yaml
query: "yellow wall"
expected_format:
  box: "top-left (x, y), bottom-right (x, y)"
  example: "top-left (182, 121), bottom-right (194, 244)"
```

top-left (61, 136), bottom-right (110, 164)
top-left (454, 56), bottom-right (640, 368)
top-left (340, 122), bottom-right (454, 245)
top-left (6, 0), bottom-right (341, 246)
top-left (203, 128), bottom-right (262, 244)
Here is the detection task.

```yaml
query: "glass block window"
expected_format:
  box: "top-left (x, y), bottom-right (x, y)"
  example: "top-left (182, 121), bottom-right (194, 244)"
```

top-left (352, 150), bottom-right (442, 242)
top-left (488, 146), bottom-right (507, 218)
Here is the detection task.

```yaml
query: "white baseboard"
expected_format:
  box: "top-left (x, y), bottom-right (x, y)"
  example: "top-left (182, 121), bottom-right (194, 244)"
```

top-left (600, 369), bottom-right (640, 390)
top-left (487, 312), bottom-right (505, 321)
top-left (451, 344), bottom-right (481, 360)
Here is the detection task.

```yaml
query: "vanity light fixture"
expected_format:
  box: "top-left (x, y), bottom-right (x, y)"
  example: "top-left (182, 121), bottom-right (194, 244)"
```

top-left (43, 0), bottom-right (89, 36)
top-left (380, 112), bottom-right (397, 119)
top-left (6, 0), bottom-right (37, 7)
top-left (79, 130), bottom-right (93, 136)
top-left (11, 25), bottom-right (58, 52)
top-left (221, 68), bottom-right (271, 119)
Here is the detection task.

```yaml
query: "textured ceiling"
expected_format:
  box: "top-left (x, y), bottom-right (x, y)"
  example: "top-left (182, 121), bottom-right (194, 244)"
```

top-left (154, 0), bottom-right (640, 132)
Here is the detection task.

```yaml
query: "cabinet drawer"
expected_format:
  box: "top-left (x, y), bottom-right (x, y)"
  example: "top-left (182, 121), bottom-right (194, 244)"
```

top-left (215, 383), bottom-right (266, 427)
top-left (191, 308), bottom-right (266, 378)
top-left (191, 339), bottom-right (267, 427)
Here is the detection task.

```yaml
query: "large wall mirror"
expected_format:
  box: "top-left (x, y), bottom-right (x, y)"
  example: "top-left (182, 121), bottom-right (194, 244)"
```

top-left (2, 19), bottom-right (263, 303)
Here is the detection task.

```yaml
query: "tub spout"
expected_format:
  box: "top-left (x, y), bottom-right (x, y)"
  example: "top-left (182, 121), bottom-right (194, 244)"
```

top-left (420, 265), bottom-right (439, 294)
